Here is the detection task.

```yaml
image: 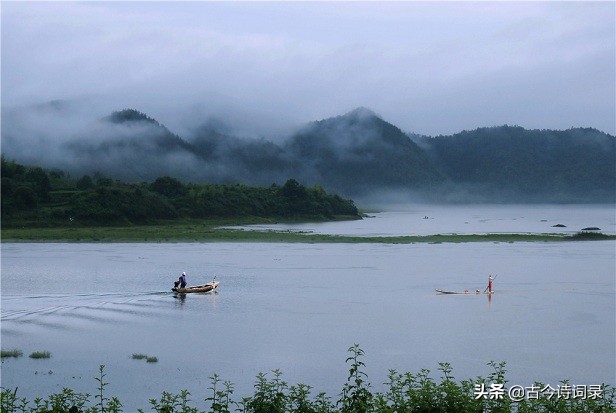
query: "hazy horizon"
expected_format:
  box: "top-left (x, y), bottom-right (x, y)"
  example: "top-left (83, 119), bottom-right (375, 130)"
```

top-left (2, 1), bottom-right (614, 139)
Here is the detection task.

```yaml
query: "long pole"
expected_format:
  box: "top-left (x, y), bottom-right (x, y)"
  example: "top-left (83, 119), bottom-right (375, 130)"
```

top-left (483, 274), bottom-right (498, 293)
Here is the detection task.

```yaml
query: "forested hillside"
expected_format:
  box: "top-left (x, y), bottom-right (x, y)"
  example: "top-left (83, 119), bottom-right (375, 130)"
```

top-left (1, 157), bottom-right (359, 227)
top-left (414, 126), bottom-right (615, 202)
top-left (2, 105), bottom-right (614, 203)
top-left (285, 107), bottom-right (446, 193)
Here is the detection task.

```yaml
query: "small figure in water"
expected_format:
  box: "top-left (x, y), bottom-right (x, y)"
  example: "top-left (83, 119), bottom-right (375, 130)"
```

top-left (486, 275), bottom-right (493, 293)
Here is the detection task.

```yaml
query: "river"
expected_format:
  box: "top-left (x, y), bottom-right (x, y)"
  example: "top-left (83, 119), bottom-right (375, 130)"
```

top-left (1, 205), bottom-right (614, 411)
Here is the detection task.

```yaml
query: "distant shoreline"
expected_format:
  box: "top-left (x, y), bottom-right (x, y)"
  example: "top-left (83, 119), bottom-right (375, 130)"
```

top-left (2, 220), bottom-right (614, 243)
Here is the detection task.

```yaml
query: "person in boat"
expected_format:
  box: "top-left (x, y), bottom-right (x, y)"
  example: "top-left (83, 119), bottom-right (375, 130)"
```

top-left (486, 275), bottom-right (493, 293)
top-left (174, 272), bottom-right (187, 289)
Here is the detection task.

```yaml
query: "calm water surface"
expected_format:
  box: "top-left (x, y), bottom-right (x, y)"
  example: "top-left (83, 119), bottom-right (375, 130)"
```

top-left (232, 204), bottom-right (616, 236)
top-left (1, 206), bottom-right (615, 411)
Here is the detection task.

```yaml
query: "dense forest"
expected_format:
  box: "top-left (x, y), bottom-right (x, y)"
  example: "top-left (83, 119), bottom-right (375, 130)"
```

top-left (2, 105), bottom-right (615, 203)
top-left (0, 156), bottom-right (360, 227)
top-left (285, 107), bottom-right (446, 193)
top-left (414, 126), bottom-right (616, 203)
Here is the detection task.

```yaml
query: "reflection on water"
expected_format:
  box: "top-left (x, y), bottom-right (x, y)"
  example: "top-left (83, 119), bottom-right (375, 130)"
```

top-left (172, 290), bottom-right (219, 307)
top-left (174, 292), bottom-right (187, 306)
top-left (1, 206), bottom-right (614, 412)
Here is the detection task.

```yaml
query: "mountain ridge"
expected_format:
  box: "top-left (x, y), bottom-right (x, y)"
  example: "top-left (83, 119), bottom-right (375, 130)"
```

top-left (1, 105), bottom-right (614, 202)
top-left (415, 124), bottom-right (615, 202)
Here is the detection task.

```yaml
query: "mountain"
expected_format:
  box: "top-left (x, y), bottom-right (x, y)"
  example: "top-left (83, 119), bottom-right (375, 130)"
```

top-left (59, 109), bottom-right (200, 182)
top-left (189, 121), bottom-right (293, 185)
top-left (96, 108), bottom-right (195, 154)
top-left (285, 108), bottom-right (446, 194)
top-left (1, 103), bottom-right (614, 202)
top-left (414, 125), bottom-right (615, 202)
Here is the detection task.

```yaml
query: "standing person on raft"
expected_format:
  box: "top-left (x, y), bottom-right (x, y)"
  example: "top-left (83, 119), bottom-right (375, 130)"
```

top-left (486, 275), bottom-right (494, 293)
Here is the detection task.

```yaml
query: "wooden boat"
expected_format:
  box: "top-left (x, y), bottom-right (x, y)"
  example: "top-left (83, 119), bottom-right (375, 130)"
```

top-left (173, 281), bottom-right (220, 294)
top-left (435, 289), bottom-right (492, 295)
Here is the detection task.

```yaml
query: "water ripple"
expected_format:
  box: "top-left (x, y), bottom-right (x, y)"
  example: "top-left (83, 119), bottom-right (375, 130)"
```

top-left (1, 292), bottom-right (175, 326)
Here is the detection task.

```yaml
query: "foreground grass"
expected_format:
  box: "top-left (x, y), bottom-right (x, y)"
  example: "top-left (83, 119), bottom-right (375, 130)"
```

top-left (2, 220), bottom-right (614, 243)
top-left (1, 346), bottom-right (614, 413)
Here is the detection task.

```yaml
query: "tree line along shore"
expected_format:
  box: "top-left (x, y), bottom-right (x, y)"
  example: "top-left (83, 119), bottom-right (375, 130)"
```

top-left (1, 156), bottom-right (360, 229)
top-left (2, 157), bottom-right (614, 243)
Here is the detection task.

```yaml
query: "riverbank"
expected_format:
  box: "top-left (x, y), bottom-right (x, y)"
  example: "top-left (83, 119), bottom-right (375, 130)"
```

top-left (1, 219), bottom-right (614, 243)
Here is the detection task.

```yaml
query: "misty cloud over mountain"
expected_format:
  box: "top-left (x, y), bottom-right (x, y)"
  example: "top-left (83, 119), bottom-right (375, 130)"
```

top-left (284, 108), bottom-right (446, 194)
top-left (2, 102), bottom-right (614, 203)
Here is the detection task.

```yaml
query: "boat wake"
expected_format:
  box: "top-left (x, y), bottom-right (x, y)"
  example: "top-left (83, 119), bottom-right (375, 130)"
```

top-left (0, 291), bottom-right (174, 328)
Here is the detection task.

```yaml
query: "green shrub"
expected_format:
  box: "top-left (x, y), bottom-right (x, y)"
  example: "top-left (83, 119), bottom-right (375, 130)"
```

top-left (132, 353), bottom-right (158, 363)
top-left (29, 351), bottom-right (51, 359)
top-left (0, 349), bottom-right (23, 359)
top-left (1, 348), bottom-right (614, 413)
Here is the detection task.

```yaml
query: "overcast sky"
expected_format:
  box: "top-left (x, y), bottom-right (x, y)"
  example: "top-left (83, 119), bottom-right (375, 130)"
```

top-left (2, 1), bottom-right (614, 137)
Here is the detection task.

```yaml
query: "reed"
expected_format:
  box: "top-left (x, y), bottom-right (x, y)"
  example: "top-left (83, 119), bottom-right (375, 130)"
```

top-left (0, 349), bottom-right (23, 359)
top-left (132, 353), bottom-right (158, 363)
top-left (28, 351), bottom-right (51, 359)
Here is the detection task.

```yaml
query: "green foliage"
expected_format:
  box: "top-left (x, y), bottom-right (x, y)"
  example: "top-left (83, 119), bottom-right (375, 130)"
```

top-left (0, 388), bottom-right (28, 413)
top-left (150, 176), bottom-right (188, 199)
top-left (94, 365), bottom-right (123, 413)
top-left (339, 344), bottom-right (372, 413)
top-left (105, 109), bottom-right (159, 125)
top-left (245, 370), bottom-right (289, 413)
top-left (75, 176), bottom-right (94, 190)
top-left (145, 390), bottom-right (198, 413)
top-left (131, 353), bottom-right (157, 363)
top-left (1, 156), bottom-right (51, 214)
top-left (28, 388), bottom-right (90, 413)
top-left (286, 109), bottom-right (446, 193)
top-left (1, 349), bottom-right (23, 358)
top-left (29, 351), bottom-right (51, 359)
top-left (1, 348), bottom-right (615, 413)
top-left (25, 168), bottom-right (51, 200)
top-left (70, 186), bottom-right (178, 225)
top-left (568, 231), bottom-right (614, 241)
top-left (206, 374), bottom-right (235, 413)
top-left (240, 369), bottom-right (335, 413)
top-left (421, 126), bottom-right (616, 202)
top-left (1, 158), bottom-right (359, 228)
